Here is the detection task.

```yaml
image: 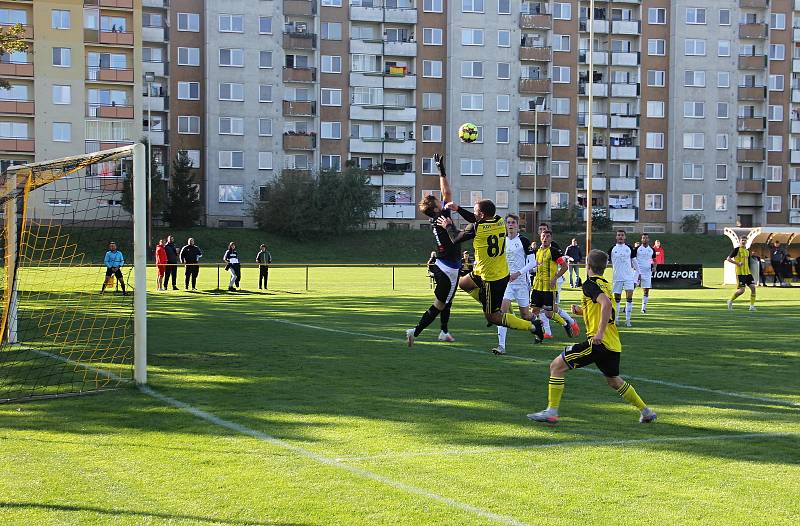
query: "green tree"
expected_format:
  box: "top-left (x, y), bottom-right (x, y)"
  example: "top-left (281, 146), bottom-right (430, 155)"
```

top-left (163, 151), bottom-right (202, 228)
top-left (250, 171), bottom-right (312, 237)
top-left (313, 165), bottom-right (378, 236)
top-left (551, 204), bottom-right (584, 233)
top-left (0, 25), bottom-right (27, 90)
top-left (591, 207), bottom-right (613, 232)
top-left (120, 139), bottom-right (167, 217)
top-left (680, 213), bottom-right (703, 233)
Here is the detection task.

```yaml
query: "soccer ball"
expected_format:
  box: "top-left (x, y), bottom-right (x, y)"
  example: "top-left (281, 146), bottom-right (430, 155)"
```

top-left (458, 123), bottom-right (479, 143)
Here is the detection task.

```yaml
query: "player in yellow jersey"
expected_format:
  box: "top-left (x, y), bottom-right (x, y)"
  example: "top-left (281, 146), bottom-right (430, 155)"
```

top-left (528, 249), bottom-right (657, 424)
top-left (726, 237), bottom-right (757, 311)
top-left (438, 199), bottom-right (543, 340)
top-left (531, 229), bottom-right (580, 340)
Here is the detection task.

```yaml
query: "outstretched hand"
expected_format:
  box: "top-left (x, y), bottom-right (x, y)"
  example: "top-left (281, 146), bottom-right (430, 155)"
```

top-left (444, 202), bottom-right (459, 211)
top-left (436, 216), bottom-right (452, 229)
top-left (433, 153), bottom-right (444, 167)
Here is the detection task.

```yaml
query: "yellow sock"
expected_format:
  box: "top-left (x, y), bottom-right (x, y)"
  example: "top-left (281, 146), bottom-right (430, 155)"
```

top-left (468, 288), bottom-right (481, 303)
top-left (750, 293), bottom-right (756, 306)
top-left (617, 381), bottom-right (646, 410)
top-left (501, 312), bottom-right (532, 331)
top-left (552, 311), bottom-right (566, 326)
top-left (548, 376), bottom-right (565, 409)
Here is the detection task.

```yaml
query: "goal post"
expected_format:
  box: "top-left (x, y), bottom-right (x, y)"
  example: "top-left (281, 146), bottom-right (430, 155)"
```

top-left (132, 142), bottom-right (147, 385)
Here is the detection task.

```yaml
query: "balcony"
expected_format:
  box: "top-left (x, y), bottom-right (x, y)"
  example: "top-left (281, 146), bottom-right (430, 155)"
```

top-left (578, 82), bottom-right (608, 97)
top-left (147, 131), bottom-right (167, 146)
top-left (739, 23), bottom-right (768, 39)
top-left (578, 145), bottom-right (608, 160)
top-left (350, 38), bottom-right (384, 55)
top-left (795, 27), bottom-right (800, 41)
top-left (85, 176), bottom-right (124, 192)
top-left (350, 6), bottom-right (385, 23)
top-left (0, 100), bottom-right (34, 115)
top-left (143, 60), bottom-right (165, 77)
top-left (283, 32), bottom-right (316, 50)
top-left (578, 113), bottom-right (609, 128)
top-left (610, 146), bottom-right (638, 160)
top-left (283, 132), bottom-right (317, 151)
top-left (283, 67), bottom-right (317, 83)
top-left (284, 0), bottom-right (316, 16)
top-left (578, 177), bottom-right (608, 191)
top-left (372, 204), bottom-right (417, 220)
top-left (0, 24), bottom-right (33, 39)
top-left (142, 25), bottom-right (165, 42)
top-left (737, 86), bottom-right (766, 100)
top-left (611, 52), bottom-right (639, 66)
top-left (578, 50), bottom-right (609, 66)
top-left (519, 110), bottom-right (551, 126)
top-left (736, 179), bottom-right (765, 193)
top-left (790, 180), bottom-right (800, 194)
top-left (794, 59), bottom-right (800, 73)
top-left (611, 20), bottom-right (640, 35)
top-left (0, 61), bottom-right (33, 77)
top-left (85, 29), bottom-right (134, 46)
top-left (520, 13), bottom-right (552, 30)
top-left (610, 207), bottom-right (637, 222)
top-left (737, 148), bottom-right (765, 162)
top-left (791, 211), bottom-right (800, 224)
top-left (87, 67), bottom-right (134, 83)
top-left (738, 117), bottom-right (766, 132)
top-left (519, 77), bottom-right (551, 94)
top-left (579, 19), bottom-right (610, 34)
top-left (384, 73), bottom-right (416, 90)
top-left (142, 0), bottom-right (168, 7)
top-left (738, 55), bottom-right (767, 69)
top-left (792, 120), bottom-right (800, 134)
top-left (0, 138), bottom-right (34, 152)
top-left (520, 46), bottom-right (553, 62)
top-left (143, 95), bottom-right (166, 111)
top-left (282, 100), bottom-right (316, 117)
top-left (90, 104), bottom-right (135, 119)
top-left (518, 173), bottom-right (550, 190)
top-left (739, 0), bottom-right (768, 7)
top-left (383, 171), bottom-right (416, 187)
top-left (385, 7), bottom-right (418, 24)
top-left (793, 150), bottom-right (800, 164)
top-left (383, 40), bottom-right (417, 57)
top-left (350, 137), bottom-right (416, 155)
top-left (518, 142), bottom-right (551, 158)
top-left (611, 82), bottom-right (638, 97)
top-left (609, 177), bottom-right (638, 191)
top-left (793, 89), bottom-right (800, 104)
top-left (84, 0), bottom-right (134, 8)
top-left (610, 115), bottom-right (638, 129)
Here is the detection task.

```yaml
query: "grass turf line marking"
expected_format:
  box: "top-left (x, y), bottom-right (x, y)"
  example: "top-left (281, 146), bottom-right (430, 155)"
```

top-left (335, 432), bottom-right (798, 462)
top-left (268, 318), bottom-right (800, 409)
top-left (139, 385), bottom-right (534, 526)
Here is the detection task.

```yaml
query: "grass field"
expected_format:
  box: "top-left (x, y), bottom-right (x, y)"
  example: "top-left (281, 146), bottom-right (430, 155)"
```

top-left (1, 267), bottom-right (799, 525)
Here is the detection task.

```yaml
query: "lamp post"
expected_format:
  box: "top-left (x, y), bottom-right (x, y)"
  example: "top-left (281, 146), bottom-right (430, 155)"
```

top-left (144, 72), bottom-right (155, 248)
top-left (532, 96), bottom-right (545, 227)
top-left (585, 0), bottom-right (596, 253)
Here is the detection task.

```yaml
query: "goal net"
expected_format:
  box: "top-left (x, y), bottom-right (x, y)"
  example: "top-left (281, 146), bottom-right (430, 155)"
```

top-left (0, 144), bottom-right (147, 403)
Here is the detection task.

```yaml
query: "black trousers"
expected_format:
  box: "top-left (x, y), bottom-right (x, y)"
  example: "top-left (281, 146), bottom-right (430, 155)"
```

top-left (185, 265), bottom-right (199, 288)
top-left (259, 265), bottom-right (269, 289)
top-left (164, 263), bottom-right (178, 288)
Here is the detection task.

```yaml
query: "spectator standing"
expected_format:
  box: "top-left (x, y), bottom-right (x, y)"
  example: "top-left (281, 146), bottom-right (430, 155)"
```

top-left (770, 241), bottom-right (788, 287)
top-left (101, 241), bottom-right (127, 296)
top-left (256, 244), bottom-right (272, 290)
top-left (163, 235), bottom-right (180, 290)
top-left (564, 238), bottom-right (584, 287)
top-left (155, 239), bottom-right (167, 291)
top-left (180, 238), bottom-right (203, 290)
top-left (223, 242), bottom-right (241, 291)
top-left (653, 240), bottom-right (665, 265)
top-left (460, 250), bottom-right (473, 277)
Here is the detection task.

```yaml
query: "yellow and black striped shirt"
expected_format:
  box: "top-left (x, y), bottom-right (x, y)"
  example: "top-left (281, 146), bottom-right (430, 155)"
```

top-left (728, 246), bottom-right (751, 276)
top-left (532, 245), bottom-right (565, 292)
top-left (581, 276), bottom-right (622, 352)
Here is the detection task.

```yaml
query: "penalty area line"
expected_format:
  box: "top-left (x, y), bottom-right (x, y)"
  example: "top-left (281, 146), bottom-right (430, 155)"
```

top-left (266, 318), bottom-right (800, 409)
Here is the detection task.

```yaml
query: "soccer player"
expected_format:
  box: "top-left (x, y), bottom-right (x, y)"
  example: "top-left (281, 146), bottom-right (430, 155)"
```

top-left (530, 229), bottom-right (579, 340)
top-left (528, 249), bottom-right (657, 424)
top-left (726, 237), bottom-right (757, 311)
top-left (101, 241), bottom-right (127, 296)
top-left (438, 200), bottom-right (543, 341)
top-left (406, 154), bottom-right (461, 346)
top-left (631, 233), bottom-right (657, 313)
top-left (608, 229), bottom-right (636, 327)
top-left (492, 214), bottom-right (537, 355)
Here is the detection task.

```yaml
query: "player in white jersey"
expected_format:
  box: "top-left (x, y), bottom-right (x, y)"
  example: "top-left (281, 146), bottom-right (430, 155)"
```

top-left (631, 233), bottom-right (657, 314)
top-left (607, 229), bottom-right (636, 327)
top-left (492, 214), bottom-right (537, 354)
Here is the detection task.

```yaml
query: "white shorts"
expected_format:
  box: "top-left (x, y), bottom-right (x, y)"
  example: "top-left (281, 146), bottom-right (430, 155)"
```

top-left (433, 259), bottom-right (460, 304)
top-left (613, 279), bottom-right (635, 294)
top-left (639, 273), bottom-right (652, 289)
top-left (503, 279), bottom-right (531, 308)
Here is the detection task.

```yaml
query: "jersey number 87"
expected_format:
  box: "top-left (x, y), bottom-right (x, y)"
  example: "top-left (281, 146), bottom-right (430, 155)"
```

top-left (487, 234), bottom-right (506, 257)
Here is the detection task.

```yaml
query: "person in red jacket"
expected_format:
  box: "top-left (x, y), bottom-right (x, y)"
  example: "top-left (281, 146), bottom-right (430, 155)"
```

top-left (653, 240), bottom-right (665, 265)
top-left (155, 239), bottom-right (168, 291)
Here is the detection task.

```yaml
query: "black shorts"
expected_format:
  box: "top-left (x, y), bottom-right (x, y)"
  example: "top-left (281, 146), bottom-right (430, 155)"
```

top-left (531, 289), bottom-right (555, 310)
top-left (561, 340), bottom-right (621, 377)
top-left (431, 265), bottom-right (458, 304)
top-left (470, 272), bottom-right (508, 315)
top-left (105, 267), bottom-right (123, 279)
top-left (737, 274), bottom-right (754, 287)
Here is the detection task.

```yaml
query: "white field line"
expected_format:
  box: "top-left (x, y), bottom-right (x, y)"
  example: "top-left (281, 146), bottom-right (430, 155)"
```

top-left (335, 432), bottom-right (798, 463)
top-left (267, 318), bottom-right (800, 409)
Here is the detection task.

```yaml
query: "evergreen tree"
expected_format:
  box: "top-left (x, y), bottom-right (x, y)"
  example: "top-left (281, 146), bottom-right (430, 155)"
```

top-left (163, 150), bottom-right (202, 228)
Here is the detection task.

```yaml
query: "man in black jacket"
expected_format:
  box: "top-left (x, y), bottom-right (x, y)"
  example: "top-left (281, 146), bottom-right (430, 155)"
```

top-left (564, 238), bottom-right (583, 287)
top-left (180, 238), bottom-right (203, 290)
top-left (770, 241), bottom-right (789, 287)
top-left (163, 235), bottom-right (180, 290)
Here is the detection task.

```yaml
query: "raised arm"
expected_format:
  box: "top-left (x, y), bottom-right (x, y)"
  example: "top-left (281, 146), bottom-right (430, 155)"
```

top-left (434, 154), bottom-right (453, 203)
top-left (437, 216), bottom-right (476, 244)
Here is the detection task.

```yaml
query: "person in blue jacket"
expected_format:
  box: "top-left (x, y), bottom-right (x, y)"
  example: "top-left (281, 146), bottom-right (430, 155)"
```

top-left (101, 241), bottom-right (127, 296)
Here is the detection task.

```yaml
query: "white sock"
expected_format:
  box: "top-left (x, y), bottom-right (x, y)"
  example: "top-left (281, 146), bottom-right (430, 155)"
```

top-left (497, 325), bottom-right (507, 347)
top-left (539, 313), bottom-right (552, 335)
top-left (558, 308), bottom-right (574, 326)
top-left (642, 295), bottom-right (649, 310)
top-left (625, 301), bottom-right (632, 322)
top-left (616, 301), bottom-right (621, 314)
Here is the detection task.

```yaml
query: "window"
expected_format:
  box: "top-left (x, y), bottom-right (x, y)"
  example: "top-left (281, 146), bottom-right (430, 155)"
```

top-left (685, 39), bottom-right (706, 56)
top-left (259, 51), bottom-right (273, 69)
top-left (683, 133), bottom-right (704, 149)
top-left (496, 94), bottom-right (510, 112)
top-left (351, 54), bottom-right (379, 73)
top-left (52, 47), bottom-right (71, 67)
top-left (219, 151), bottom-right (244, 169)
top-left (768, 135), bottom-right (783, 152)
top-left (182, 150), bottom-right (201, 168)
top-left (322, 22), bottom-right (342, 40)
top-left (646, 132), bottom-right (664, 149)
top-left (496, 63), bottom-right (511, 80)
top-left (717, 102), bottom-right (729, 118)
top-left (767, 166), bottom-right (782, 182)
top-left (495, 191), bottom-right (509, 208)
top-left (422, 158), bottom-right (436, 174)
top-left (498, 0), bottom-right (510, 15)
top-left (321, 88), bottom-right (341, 106)
top-left (460, 159), bottom-right (484, 176)
top-left (322, 0), bottom-right (342, 5)
top-left (683, 163), bottom-right (704, 180)
top-left (770, 13), bottom-right (786, 30)
top-left (551, 129), bottom-right (570, 146)
top-left (553, 66), bottom-right (571, 83)
top-left (177, 13), bottom-right (200, 32)
top-left (218, 14), bottom-right (244, 33)
top-left (218, 117), bottom-right (244, 135)
top-left (0, 122), bottom-right (28, 139)
top-left (259, 152), bottom-right (274, 171)
top-left (552, 161), bottom-right (570, 178)
top-left (768, 105), bottom-right (783, 122)
top-left (719, 9), bottom-right (730, 25)
top-left (52, 85), bottom-right (71, 105)
top-left (715, 195), bottom-right (727, 212)
top-left (321, 122), bottom-right (342, 139)
top-left (461, 61), bottom-right (484, 78)
top-left (648, 39), bottom-right (666, 56)
top-left (423, 92), bottom-right (443, 110)
top-left (717, 71), bottom-right (730, 88)
top-left (219, 48), bottom-right (244, 67)
top-left (425, 28), bottom-right (444, 45)
top-left (424, 0), bottom-right (443, 13)
top-left (648, 8), bottom-right (666, 24)
top-left (178, 81), bottom-right (200, 100)
top-left (769, 44), bottom-right (785, 61)
top-left (686, 8), bottom-right (706, 24)
top-left (496, 127), bottom-right (509, 144)
top-left (423, 60), bottom-right (443, 78)
top-left (718, 40), bottom-right (730, 57)
top-left (219, 185), bottom-right (244, 203)
top-left (51, 9), bottom-right (70, 29)
top-left (258, 118), bottom-right (273, 136)
top-left (551, 192), bottom-right (569, 210)
top-left (716, 164), bottom-right (728, 180)
top-left (646, 194), bottom-right (664, 211)
top-left (769, 75), bottom-right (784, 91)
top-left (52, 122), bottom-right (71, 142)
top-left (647, 70), bottom-right (665, 87)
top-left (322, 55), bottom-right (342, 73)
top-left (793, 194), bottom-right (800, 209)
top-left (553, 3), bottom-right (571, 20)
top-left (219, 83), bottom-right (244, 101)
top-left (716, 134), bottom-right (729, 150)
top-left (647, 101), bottom-right (665, 118)
top-left (553, 98), bottom-right (570, 114)
top-left (259, 85), bottom-right (273, 102)
top-left (496, 159), bottom-right (510, 177)
top-left (767, 196), bottom-right (781, 212)
top-left (178, 116), bottom-right (200, 134)
top-left (553, 35), bottom-right (570, 52)
top-left (684, 70), bottom-right (705, 87)
top-left (683, 101), bottom-right (705, 118)
top-left (422, 125), bottom-right (442, 142)
top-left (682, 194), bottom-right (703, 211)
top-left (259, 16), bottom-right (272, 34)
top-left (461, 93), bottom-right (484, 110)
top-left (461, 28), bottom-right (484, 46)
top-left (645, 163), bottom-right (664, 180)
top-left (322, 155), bottom-right (341, 171)
top-left (462, 0), bottom-right (484, 13)
top-left (178, 47), bottom-right (200, 66)
top-left (497, 30), bottom-right (510, 47)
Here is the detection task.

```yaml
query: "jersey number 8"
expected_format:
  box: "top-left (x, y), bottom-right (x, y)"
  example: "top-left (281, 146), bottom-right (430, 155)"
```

top-left (487, 234), bottom-right (506, 257)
